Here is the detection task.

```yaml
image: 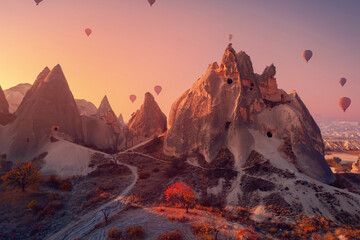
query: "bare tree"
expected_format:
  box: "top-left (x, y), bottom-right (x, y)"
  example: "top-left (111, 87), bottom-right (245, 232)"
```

top-left (101, 208), bottom-right (111, 224)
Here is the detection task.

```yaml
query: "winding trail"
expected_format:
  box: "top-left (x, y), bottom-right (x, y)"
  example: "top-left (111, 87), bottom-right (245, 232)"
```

top-left (45, 161), bottom-right (138, 240)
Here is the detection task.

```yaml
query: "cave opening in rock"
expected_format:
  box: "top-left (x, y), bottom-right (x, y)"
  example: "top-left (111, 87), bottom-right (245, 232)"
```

top-left (225, 121), bottom-right (231, 129)
top-left (267, 132), bottom-right (272, 138)
top-left (251, 83), bottom-right (254, 87)
top-left (227, 79), bottom-right (233, 84)
top-left (54, 127), bottom-right (58, 131)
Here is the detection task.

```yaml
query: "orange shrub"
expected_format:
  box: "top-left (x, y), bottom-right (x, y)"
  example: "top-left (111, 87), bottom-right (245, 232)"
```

top-left (59, 181), bottom-right (72, 191)
top-left (192, 223), bottom-right (214, 237)
top-left (235, 228), bottom-right (259, 240)
top-left (125, 225), bottom-right (145, 239)
top-left (158, 230), bottom-right (183, 240)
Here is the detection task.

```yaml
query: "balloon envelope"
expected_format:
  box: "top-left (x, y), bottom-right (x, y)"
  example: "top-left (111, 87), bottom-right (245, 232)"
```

top-left (339, 77), bottom-right (347, 87)
top-left (129, 95), bottom-right (136, 103)
top-left (34, 0), bottom-right (42, 5)
top-left (302, 50), bottom-right (313, 63)
top-left (338, 97), bottom-right (351, 112)
top-left (85, 28), bottom-right (92, 37)
top-left (148, 0), bottom-right (156, 6)
top-left (227, 34), bottom-right (233, 41)
top-left (154, 85), bottom-right (162, 95)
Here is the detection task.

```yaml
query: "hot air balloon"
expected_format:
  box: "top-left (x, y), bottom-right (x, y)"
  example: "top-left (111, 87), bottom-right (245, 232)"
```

top-left (34, 0), bottom-right (43, 5)
top-left (129, 95), bottom-right (136, 103)
top-left (339, 77), bottom-right (347, 87)
top-left (85, 28), bottom-right (92, 37)
top-left (338, 97), bottom-right (351, 112)
top-left (302, 50), bottom-right (313, 63)
top-left (148, 0), bottom-right (156, 6)
top-left (227, 34), bottom-right (233, 41)
top-left (154, 85), bottom-right (162, 95)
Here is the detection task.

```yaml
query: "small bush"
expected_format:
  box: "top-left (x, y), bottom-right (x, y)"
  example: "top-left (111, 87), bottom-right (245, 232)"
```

top-left (158, 230), bottom-right (183, 240)
top-left (59, 181), bottom-right (72, 191)
top-left (38, 200), bottom-right (64, 219)
top-left (192, 223), bottom-right (214, 237)
top-left (125, 225), bottom-right (145, 239)
top-left (168, 215), bottom-right (188, 223)
top-left (48, 175), bottom-right (60, 188)
top-left (139, 172), bottom-right (150, 180)
top-left (27, 200), bottom-right (37, 209)
top-left (235, 228), bottom-right (259, 240)
top-left (108, 226), bottom-right (122, 239)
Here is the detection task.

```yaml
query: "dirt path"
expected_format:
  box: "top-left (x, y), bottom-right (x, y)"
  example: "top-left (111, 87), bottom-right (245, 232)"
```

top-left (45, 160), bottom-right (138, 240)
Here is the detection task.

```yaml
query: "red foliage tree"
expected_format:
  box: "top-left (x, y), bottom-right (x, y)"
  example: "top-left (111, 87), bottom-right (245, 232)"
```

top-left (164, 182), bottom-right (196, 213)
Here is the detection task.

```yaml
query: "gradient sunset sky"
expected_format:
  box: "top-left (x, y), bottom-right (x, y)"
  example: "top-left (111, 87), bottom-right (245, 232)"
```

top-left (0, 0), bottom-right (359, 121)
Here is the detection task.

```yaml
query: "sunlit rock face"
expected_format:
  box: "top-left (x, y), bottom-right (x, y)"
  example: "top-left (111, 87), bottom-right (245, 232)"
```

top-left (127, 92), bottom-right (167, 144)
top-left (164, 44), bottom-right (334, 184)
top-left (1, 65), bottom-right (84, 162)
top-left (75, 99), bottom-right (97, 116)
top-left (352, 156), bottom-right (360, 173)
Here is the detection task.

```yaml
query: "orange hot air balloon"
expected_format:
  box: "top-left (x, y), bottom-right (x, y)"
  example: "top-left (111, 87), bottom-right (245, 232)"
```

top-left (227, 34), bottom-right (233, 41)
top-left (302, 50), bottom-right (313, 63)
top-left (129, 95), bottom-right (136, 103)
top-left (34, 0), bottom-right (43, 5)
top-left (339, 77), bottom-right (347, 87)
top-left (148, 0), bottom-right (156, 6)
top-left (154, 85), bottom-right (162, 95)
top-left (85, 28), bottom-right (92, 37)
top-left (338, 97), bottom-right (351, 112)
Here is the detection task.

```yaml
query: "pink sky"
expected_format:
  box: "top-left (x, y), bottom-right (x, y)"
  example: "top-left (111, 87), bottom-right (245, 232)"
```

top-left (0, 0), bottom-right (359, 121)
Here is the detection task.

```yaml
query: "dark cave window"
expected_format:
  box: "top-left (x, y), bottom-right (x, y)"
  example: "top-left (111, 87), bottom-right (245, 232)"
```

top-left (251, 83), bottom-right (254, 87)
top-left (249, 87), bottom-right (253, 91)
top-left (54, 127), bottom-right (58, 131)
top-left (267, 132), bottom-right (272, 138)
top-left (225, 121), bottom-right (231, 129)
top-left (227, 79), bottom-right (233, 84)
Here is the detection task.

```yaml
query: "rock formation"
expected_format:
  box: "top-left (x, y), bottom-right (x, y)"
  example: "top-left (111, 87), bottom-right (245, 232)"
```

top-left (351, 155), bottom-right (360, 173)
top-left (164, 44), bottom-right (334, 184)
top-left (4, 83), bottom-right (32, 113)
top-left (0, 86), bottom-right (10, 114)
top-left (127, 92), bottom-right (167, 144)
top-left (75, 99), bottom-right (97, 116)
top-left (0, 65), bottom-right (83, 162)
top-left (82, 95), bottom-right (126, 152)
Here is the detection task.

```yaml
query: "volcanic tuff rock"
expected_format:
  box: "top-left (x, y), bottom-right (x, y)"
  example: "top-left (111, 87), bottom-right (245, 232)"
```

top-left (4, 83), bottom-right (32, 113)
top-left (352, 155), bottom-right (360, 173)
top-left (0, 65), bottom-right (83, 162)
top-left (75, 99), bottom-right (97, 116)
top-left (127, 92), bottom-right (167, 144)
top-left (164, 44), bottom-right (334, 184)
top-left (82, 95), bottom-right (126, 152)
top-left (0, 86), bottom-right (13, 125)
top-left (0, 86), bottom-right (9, 114)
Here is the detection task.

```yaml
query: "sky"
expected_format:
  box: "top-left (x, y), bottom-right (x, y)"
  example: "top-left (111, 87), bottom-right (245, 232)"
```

top-left (0, 0), bottom-right (359, 121)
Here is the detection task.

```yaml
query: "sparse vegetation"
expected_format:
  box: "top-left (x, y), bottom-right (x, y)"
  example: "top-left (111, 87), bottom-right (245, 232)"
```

top-left (158, 230), bottom-right (183, 240)
top-left (1, 161), bottom-right (40, 191)
top-left (125, 225), bottom-right (145, 239)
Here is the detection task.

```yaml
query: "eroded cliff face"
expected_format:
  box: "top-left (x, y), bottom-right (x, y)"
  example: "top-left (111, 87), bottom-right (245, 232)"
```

top-left (0, 65), bottom-right (84, 162)
top-left (127, 92), bottom-right (167, 145)
top-left (164, 44), bottom-right (334, 184)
